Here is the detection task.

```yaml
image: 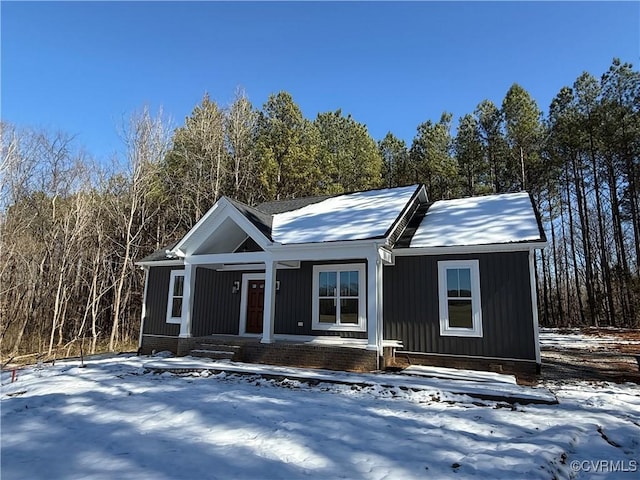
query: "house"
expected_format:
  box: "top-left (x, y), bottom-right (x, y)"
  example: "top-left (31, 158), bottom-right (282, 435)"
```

top-left (136, 184), bottom-right (547, 374)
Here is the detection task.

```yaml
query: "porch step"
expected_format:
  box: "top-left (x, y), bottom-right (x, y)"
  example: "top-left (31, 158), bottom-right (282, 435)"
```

top-left (197, 343), bottom-right (242, 353)
top-left (190, 343), bottom-right (243, 361)
top-left (190, 349), bottom-right (236, 360)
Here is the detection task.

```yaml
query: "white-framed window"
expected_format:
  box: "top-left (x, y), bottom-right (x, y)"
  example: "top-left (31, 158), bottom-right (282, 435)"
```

top-left (437, 260), bottom-right (483, 337)
top-left (166, 269), bottom-right (185, 324)
top-left (312, 263), bottom-right (366, 331)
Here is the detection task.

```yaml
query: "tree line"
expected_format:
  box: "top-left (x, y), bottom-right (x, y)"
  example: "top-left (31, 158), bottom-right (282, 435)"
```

top-left (1, 58), bottom-right (638, 361)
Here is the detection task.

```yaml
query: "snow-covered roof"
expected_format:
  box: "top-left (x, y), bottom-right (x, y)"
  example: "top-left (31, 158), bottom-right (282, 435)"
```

top-left (272, 185), bottom-right (420, 244)
top-left (410, 192), bottom-right (544, 248)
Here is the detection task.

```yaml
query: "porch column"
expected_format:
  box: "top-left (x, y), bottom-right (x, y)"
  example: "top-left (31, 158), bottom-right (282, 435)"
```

top-left (366, 251), bottom-right (382, 352)
top-left (179, 263), bottom-right (195, 338)
top-left (261, 259), bottom-right (277, 344)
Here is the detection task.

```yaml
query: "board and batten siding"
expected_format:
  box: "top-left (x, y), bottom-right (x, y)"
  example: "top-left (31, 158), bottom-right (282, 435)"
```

top-left (192, 268), bottom-right (245, 336)
top-left (383, 252), bottom-right (536, 360)
top-left (144, 261), bottom-right (370, 339)
top-left (274, 260), bottom-right (367, 339)
top-left (143, 266), bottom-right (182, 336)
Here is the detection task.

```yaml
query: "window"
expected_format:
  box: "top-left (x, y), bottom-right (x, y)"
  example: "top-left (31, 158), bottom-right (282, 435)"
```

top-left (312, 264), bottom-right (366, 331)
top-left (166, 270), bottom-right (185, 324)
top-left (438, 260), bottom-right (482, 337)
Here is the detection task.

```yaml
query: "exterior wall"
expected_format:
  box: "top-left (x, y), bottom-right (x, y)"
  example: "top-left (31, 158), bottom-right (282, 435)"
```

top-left (142, 266), bottom-right (182, 337)
top-left (275, 260), bottom-right (367, 339)
top-left (141, 260), bottom-right (370, 342)
top-left (383, 252), bottom-right (536, 361)
top-left (192, 268), bottom-right (246, 336)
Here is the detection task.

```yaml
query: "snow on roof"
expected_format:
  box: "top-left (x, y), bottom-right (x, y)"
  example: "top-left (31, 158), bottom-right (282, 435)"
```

top-left (410, 192), bottom-right (543, 248)
top-left (272, 185), bottom-right (419, 244)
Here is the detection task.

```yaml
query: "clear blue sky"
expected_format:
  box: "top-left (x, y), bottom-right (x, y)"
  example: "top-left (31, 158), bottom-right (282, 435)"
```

top-left (2, 1), bottom-right (639, 162)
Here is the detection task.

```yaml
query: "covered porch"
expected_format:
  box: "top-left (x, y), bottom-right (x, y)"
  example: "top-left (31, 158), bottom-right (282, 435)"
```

top-left (175, 242), bottom-right (394, 359)
top-left (170, 334), bottom-right (401, 372)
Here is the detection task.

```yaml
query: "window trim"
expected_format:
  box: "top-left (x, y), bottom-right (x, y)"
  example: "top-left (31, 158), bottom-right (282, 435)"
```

top-left (238, 272), bottom-right (266, 336)
top-left (312, 263), bottom-right (366, 332)
top-left (166, 269), bottom-right (185, 324)
top-left (437, 260), bottom-right (483, 337)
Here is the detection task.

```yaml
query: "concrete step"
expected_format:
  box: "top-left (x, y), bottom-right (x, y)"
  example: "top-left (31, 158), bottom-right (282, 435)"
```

top-left (197, 343), bottom-right (242, 353)
top-left (190, 349), bottom-right (236, 360)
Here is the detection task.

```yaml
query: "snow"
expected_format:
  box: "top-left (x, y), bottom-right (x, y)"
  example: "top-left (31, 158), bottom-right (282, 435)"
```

top-left (410, 192), bottom-right (543, 248)
top-left (540, 328), bottom-right (640, 350)
top-left (143, 357), bottom-right (555, 404)
top-left (3, 353), bottom-right (639, 479)
top-left (271, 185), bottom-right (419, 244)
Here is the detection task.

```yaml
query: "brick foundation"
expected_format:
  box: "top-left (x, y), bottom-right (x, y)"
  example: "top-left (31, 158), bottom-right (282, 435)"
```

top-left (387, 351), bottom-right (539, 376)
top-left (141, 335), bottom-right (540, 376)
top-left (141, 335), bottom-right (380, 372)
top-left (139, 335), bottom-right (179, 355)
top-left (242, 342), bottom-right (379, 372)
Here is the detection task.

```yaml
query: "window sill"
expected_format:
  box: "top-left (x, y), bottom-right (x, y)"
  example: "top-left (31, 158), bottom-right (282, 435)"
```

top-left (440, 328), bottom-right (482, 338)
top-left (166, 318), bottom-right (182, 325)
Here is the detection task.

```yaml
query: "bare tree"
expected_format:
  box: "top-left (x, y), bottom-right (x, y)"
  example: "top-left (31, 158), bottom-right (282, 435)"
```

top-left (108, 107), bottom-right (171, 351)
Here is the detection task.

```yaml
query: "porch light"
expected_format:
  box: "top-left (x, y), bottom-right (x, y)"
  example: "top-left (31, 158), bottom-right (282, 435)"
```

top-left (276, 281), bottom-right (280, 292)
top-left (232, 281), bottom-right (240, 294)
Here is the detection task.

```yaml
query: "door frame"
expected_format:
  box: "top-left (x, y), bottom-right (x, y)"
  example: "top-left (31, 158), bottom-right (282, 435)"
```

top-left (239, 272), bottom-right (265, 336)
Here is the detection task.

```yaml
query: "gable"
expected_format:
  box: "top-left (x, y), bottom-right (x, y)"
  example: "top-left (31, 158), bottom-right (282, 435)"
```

top-left (173, 198), bottom-right (272, 256)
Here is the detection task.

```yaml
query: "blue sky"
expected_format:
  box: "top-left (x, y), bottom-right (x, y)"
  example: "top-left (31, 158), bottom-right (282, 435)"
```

top-left (2, 1), bottom-right (638, 162)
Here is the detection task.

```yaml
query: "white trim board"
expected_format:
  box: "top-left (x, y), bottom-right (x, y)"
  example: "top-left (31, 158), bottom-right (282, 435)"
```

top-left (174, 199), bottom-right (273, 256)
top-left (238, 273), bottom-right (266, 336)
top-left (529, 250), bottom-right (542, 365)
top-left (166, 269), bottom-right (185, 325)
top-left (138, 267), bottom-right (150, 349)
top-left (393, 242), bottom-right (546, 256)
top-left (311, 263), bottom-right (367, 332)
top-left (437, 260), bottom-right (483, 338)
top-left (135, 260), bottom-right (184, 267)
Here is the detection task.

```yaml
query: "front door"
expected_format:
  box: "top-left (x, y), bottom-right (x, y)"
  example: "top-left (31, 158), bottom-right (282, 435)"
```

top-left (246, 280), bottom-right (265, 333)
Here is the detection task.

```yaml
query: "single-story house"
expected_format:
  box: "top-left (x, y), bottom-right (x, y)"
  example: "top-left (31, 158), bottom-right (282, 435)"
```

top-left (136, 184), bottom-right (547, 374)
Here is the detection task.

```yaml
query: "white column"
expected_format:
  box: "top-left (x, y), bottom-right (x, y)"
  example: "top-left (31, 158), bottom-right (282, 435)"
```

top-left (376, 250), bottom-right (384, 354)
top-left (366, 251), bottom-right (380, 352)
top-left (179, 263), bottom-right (195, 338)
top-left (261, 259), bottom-right (277, 344)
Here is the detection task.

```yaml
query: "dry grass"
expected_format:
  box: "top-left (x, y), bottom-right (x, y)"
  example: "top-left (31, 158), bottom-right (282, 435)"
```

top-left (1, 339), bottom-right (139, 369)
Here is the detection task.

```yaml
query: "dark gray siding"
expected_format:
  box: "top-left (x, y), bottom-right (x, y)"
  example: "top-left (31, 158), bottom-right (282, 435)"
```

top-left (383, 252), bottom-right (536, 360)
top-left (274, 264), bottom-right (312, 335)
top-left (275, 260), bottom-right (367, 339)
top-left (145, 261), bottom-right (370, 340)
top-left (188, 260), bottom-right (369, 339)
top-left (143, 266), bottom-right (182, 336)
top-left (192, 268), bottom-right (244, 336)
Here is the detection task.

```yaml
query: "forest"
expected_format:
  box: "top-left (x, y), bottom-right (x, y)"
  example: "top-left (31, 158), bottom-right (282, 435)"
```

top-left (1, 58), bottom-right (638, 361)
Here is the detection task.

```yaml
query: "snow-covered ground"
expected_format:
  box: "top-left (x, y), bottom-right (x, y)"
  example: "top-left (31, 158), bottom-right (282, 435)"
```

top-left (540, 328), bottom-right (640, 350)
top-left (2, 352), bottom-right (638, 479)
